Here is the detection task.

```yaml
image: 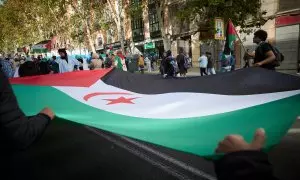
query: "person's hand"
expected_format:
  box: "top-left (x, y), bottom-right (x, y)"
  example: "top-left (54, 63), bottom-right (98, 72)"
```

top-left (254, 62), bottom-right (263, 67)
top-left (215, 128), bottom-right (266, 154)
top-left (40, 107), bottom-right (55, 120)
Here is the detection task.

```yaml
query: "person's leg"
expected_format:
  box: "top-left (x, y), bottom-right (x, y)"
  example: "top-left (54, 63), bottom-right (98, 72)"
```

top-left (204, 68), bottom-right (208, 75)
top-left (200, 68), bottom-right (205, 76)
top-left (211, 68), bottom-right (216, 75)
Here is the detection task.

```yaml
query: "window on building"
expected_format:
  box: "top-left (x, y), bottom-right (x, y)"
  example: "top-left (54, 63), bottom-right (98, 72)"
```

top-left (148, 5), bottom-right (161, 38)
top-left (132, 17), bottom-right (144, 42)
top-left (131, 0), bottom-right (144, 42)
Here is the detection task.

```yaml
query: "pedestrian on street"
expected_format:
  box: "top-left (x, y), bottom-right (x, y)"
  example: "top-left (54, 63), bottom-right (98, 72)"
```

top-left (221, 48), bottom-right (232, 72)
top-left (248, 30), bottom-right (276, 70)
top-left (49, 56), bottom-right (59, 74)
top-left (138, 54), bottom-right (145, 74)
top-left (145, 56), bottom-right (151, 73)
top-left (198, 52), bottom-right (208, 76)
top-left (0, 54), bottom-right (15, 78)
top-left (206, 52), bottom-right (216, 75)
top-left (89, 53), bottom-right (102, 70)
top-left (57, 48), bottom-right (80, 73)
top-left (116, 50), bottom-right (127, 71)
top-left (176, 47), bottom-right (188, 77)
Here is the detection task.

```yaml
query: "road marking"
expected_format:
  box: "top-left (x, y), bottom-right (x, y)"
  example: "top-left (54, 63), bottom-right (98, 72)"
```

top-left (85, 127), bottom-right (192, 180)
top-left (120, 136), bottom-right (216, 180)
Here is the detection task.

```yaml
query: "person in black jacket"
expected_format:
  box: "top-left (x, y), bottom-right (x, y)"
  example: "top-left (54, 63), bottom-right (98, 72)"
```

top-left (0, 69), bottom-right (55, 150)
top-left (214, 128), bottom-right (279, 180)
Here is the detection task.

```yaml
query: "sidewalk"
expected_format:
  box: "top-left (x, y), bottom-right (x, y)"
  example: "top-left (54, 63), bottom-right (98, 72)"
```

top-left (144, 67), bottom-right (300, 77)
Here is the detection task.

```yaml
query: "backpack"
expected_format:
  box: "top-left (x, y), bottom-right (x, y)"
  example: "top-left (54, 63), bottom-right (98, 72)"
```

top-left (271, 46), bottom-right (284, 67)
top-left (261, 42), bottom-right (285, 67)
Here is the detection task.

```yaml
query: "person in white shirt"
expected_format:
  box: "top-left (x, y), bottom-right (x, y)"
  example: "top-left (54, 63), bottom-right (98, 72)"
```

top-left (145, 56), bottom-right (151, 72)
top-left (57, 49), bottom-right (80, 73)
top-left (198, 53), bottom-right (208, 76)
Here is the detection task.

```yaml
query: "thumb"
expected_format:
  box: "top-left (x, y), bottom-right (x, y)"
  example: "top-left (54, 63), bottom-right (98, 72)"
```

top-left (251, 128), bottom-right (266, 149)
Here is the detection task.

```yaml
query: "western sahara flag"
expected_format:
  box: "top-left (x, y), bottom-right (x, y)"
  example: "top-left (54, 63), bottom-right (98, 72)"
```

top-left (10, 68), bottom-right (300, 157)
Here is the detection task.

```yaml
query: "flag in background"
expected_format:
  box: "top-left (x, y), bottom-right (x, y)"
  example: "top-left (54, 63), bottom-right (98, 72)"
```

top-left (224, 19), bottom-right (237, 52)
top-left (10, 68), bottom-right (300, 157)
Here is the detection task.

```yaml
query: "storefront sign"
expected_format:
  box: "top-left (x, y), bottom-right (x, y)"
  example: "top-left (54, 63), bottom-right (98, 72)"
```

top-left (214, 18), bottom-right (225, 40)
top-left (276, 14), bottom-right (300, 27)
top-left (144, 42), bottom-right (155, 49)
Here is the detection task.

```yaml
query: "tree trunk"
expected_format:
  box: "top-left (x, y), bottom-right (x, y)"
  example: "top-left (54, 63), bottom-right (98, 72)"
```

top-left (119, 25), bottom-right (125, 53)
top-left (116, 0), bottom-right (125, 53)
top-left (85, 20), bottom-right (96, 53)
top-left (157, 3), bottom-right (170, 51)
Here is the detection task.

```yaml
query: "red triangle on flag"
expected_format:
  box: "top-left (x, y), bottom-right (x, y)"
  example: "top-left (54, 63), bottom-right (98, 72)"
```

top-left (10, 68), bottom-right (113, 87)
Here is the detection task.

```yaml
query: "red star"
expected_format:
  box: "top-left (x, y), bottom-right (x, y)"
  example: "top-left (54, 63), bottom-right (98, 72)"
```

top-left (103, 96), bottom-right (139, 105)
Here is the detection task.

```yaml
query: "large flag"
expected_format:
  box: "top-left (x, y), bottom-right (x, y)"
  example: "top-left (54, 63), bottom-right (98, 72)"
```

top-left (10, 68), bottom-right (300, 157)
top-left (224, 19), bottom-right (236, 52)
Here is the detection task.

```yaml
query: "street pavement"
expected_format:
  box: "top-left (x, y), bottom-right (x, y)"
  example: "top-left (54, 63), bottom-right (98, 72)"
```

top-left (144, 67), bottom-right (300, 77)
top-left (10, 118), bottom-right (300, 180)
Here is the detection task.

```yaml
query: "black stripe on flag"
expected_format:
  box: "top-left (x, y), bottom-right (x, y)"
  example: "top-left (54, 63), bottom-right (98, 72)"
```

top-left (101, 68), bottom-right (300, 95)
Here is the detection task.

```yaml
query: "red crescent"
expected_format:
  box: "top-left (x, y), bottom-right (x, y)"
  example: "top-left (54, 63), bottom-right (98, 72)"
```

top-left (84, 92), bottom-right (132, 101)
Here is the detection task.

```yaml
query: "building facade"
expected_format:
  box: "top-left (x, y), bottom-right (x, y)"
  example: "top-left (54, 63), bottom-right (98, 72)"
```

top-left (239, 0), bottom-right (300, 73)
top-left (91, 0), bottom-right (204, 67)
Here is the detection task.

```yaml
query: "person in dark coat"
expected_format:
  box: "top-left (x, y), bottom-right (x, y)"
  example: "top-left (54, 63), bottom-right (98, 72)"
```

top-left (0, 69), bottom-right (55, 150)
top-left (214, 128), bottom-right (279, 180)
top-left (176, 47), bottom-right (187, 77)
top-left (18, 61), bottom-right (40, 77)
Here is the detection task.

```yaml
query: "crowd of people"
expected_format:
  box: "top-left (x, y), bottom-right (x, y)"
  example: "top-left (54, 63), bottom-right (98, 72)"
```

top-left (0, 29), bottom-right (287, 80)
top-left (0, 48), bottom-right (130, 78)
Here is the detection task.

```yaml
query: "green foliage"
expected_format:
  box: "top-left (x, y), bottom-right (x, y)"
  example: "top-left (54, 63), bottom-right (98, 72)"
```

top-left (177, 0), bottom-right (265, 32)
top-left (0, 0), bottom-right (108, 52)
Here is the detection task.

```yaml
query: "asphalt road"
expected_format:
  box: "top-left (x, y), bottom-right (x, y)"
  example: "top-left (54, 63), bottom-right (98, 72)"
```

top-left (8, 118), bottom-right (300, 180)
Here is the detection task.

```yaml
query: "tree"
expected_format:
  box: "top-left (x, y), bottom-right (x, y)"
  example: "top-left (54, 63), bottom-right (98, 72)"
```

top-left (154, 0), bottom-right (170, 51)
top-left (68, 0), bottom-right (106, 53)
top-left (0, 0), bottom-right (70, 52)
top-left (177, 0), bottom-right (267, 34)
top-left (106, 0), bottom-right (126, 53)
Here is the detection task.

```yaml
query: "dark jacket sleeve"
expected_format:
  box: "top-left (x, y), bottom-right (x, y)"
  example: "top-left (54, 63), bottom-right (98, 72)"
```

top-left (214, 151), bottom-right (279, 180)
top-left (0, 70), bottom-right (50, 150)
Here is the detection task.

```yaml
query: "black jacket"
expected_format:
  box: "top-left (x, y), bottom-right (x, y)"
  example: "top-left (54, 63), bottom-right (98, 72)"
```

top-left (0, 70), bottom-right (50, 151)
top-left (214, 151), bottom-right (279, 180)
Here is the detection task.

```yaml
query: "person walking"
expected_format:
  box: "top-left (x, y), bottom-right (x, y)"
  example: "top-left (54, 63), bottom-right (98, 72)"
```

top-left (206, 52), bottom-right (216, 75)
top-left (176, 47), bottom-right (188, 77)
top-left (198, 52), bottom-right (208, 76)
top-left (145, 56), bottom-right (151, 73)
top-left (248, 30), bottom-right (276, 70)
top-left (89, 53), bottom-right (102, 70)
top-left (138, 55), bottom-right (145, 74)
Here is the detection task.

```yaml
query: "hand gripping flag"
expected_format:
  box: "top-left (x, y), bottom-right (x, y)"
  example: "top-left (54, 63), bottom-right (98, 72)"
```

top-left (10, 68), bottom-right (300, 157)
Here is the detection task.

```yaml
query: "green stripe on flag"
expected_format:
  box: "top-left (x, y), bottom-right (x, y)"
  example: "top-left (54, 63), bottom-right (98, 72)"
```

top-left (13, 85), bottom-right (300, 157)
